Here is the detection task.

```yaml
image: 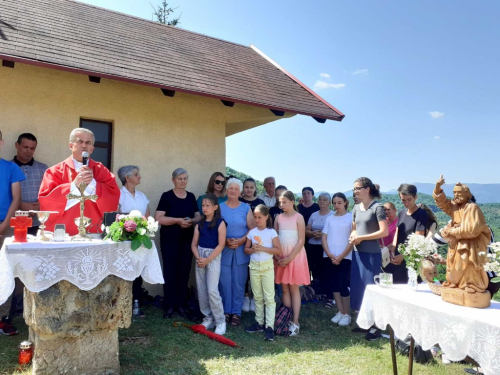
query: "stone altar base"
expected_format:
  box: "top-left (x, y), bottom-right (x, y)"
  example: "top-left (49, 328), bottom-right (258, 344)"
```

top-left (24, 276), bottom-right (132, 375)
top-left (441, 288), bottom-right (491, 308)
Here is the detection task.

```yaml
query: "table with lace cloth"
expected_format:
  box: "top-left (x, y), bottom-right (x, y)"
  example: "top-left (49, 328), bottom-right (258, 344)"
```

top-left (357, 284), bottom-right (500, 375)
top-left (0, 238), bottom-right (164, 305)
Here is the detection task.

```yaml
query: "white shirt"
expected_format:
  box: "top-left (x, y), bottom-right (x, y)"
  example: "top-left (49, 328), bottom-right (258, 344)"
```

top-left (257, 192), bottom-right (276, 208)
top-left (322, 212), bottom-right (353, 259)
top-left (308, 210), bottom-right (334, 245)
top-left (119, 186), bottom-right (150, 216)
top-left (65, 158), bottom-right (97, 211)
top-left (247, 227), bottom-right (278, 262)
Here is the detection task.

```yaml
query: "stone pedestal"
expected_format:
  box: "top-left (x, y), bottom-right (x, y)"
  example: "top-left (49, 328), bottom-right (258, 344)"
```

top-left (441, 288), bottom-right (491, 308)
top-left (24, 276), bottom-right (132, 375)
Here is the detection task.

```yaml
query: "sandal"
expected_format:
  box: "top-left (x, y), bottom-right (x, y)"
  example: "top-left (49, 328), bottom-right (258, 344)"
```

top-left (325, 300), bottom-right (334, 308)
top-left (225, 313), bottom-right (232, 323)
top-left (230, 314), bottom-right (241, 326)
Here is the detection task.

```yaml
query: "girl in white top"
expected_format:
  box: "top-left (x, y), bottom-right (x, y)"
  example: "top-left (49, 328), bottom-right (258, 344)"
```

top-left (322, 193), bottom-right (354, 326)
top-left (244, 204), bottom-right (281, 340)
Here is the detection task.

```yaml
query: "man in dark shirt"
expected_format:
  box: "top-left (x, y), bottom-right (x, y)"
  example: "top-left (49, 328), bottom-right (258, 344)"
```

top-left (384, 184), bottom-right (428, 283)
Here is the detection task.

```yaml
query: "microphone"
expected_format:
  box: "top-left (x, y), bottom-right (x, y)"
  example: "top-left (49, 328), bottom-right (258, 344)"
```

top-left (82, 151), bottom-right (89, 166)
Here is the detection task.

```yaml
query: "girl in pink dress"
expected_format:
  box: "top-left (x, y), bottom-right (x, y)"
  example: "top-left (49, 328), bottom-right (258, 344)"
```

top-left (274, 190), bottom-right (310, 336)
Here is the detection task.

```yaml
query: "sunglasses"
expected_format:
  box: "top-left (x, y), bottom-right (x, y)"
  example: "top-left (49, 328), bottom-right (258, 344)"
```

top-left (352, 187), bottom-right (367, 192)
top-left (214, 180), bottom-right (226, 186)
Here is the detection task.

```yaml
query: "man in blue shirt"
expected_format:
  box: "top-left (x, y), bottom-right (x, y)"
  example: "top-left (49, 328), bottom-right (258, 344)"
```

top-left (0, 130), bottom-right (26, 335)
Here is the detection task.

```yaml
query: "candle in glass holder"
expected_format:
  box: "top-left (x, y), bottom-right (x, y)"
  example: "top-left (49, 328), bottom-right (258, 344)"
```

top-left (10, 211), bottom-right (32, 243)
top-left (18, 341), bottom-right (33, 365)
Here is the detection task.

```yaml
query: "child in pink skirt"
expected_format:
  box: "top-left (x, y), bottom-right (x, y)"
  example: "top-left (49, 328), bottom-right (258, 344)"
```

top-left (274, 190), bottom-right (310, 336)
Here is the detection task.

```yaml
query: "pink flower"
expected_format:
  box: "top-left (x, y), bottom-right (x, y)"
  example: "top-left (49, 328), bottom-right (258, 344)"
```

top-left (124, 220), bottom-right (137, 233)
top-left (116, 214), bottom-right (121, 222)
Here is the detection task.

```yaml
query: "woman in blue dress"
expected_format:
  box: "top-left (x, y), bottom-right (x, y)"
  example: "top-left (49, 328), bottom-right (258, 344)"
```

top-left (219, 178), bottom-right (255, 326)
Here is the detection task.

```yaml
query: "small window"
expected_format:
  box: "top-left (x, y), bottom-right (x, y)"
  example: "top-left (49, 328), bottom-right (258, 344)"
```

top-left (79, 119), bottom-right (113, 169)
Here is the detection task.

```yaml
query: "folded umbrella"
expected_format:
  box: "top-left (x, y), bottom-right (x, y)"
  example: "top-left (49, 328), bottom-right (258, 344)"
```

top-left (173, 322), bottom-right (242, 348)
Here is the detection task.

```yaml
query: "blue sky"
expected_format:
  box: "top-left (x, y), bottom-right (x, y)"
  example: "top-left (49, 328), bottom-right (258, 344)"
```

top-left (79, 0), bottom-right (500, 193)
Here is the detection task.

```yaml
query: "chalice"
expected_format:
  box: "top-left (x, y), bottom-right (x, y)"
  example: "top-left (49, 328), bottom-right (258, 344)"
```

top-left (72, 217), bottom-right (92, 241)
top-left (29, 211), bottom-right (58, 241)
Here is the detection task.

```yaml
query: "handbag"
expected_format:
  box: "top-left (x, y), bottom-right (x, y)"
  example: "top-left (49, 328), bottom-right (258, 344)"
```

top-left (381, 246), bottom-right (391, 268)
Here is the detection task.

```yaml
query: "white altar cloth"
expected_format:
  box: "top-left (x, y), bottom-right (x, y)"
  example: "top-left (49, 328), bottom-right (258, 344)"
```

top-left (0, 238), bottom-right (164, 305)
top-left (357, 284), bottom-right (500, 375)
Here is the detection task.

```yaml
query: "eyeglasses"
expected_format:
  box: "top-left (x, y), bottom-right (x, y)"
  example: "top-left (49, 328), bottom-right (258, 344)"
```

top-left (214, 180), bottom-right (225, 186)
top-left (352, 187), bottom-right (367, 192)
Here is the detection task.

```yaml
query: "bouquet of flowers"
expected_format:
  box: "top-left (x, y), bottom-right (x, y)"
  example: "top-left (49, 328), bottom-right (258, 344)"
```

top-left (398, 233), bottom-right (438, 272)
top-left (482, 242), bottom-right (500, 283)
top-left (104, 210), bottom-right (159, 250)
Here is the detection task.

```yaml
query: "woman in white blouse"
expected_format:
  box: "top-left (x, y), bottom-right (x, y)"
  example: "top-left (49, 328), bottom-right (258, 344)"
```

top-left (117, 165), bottom-right (150, 318)
top-left (117, 165), bottom-right (150, 217)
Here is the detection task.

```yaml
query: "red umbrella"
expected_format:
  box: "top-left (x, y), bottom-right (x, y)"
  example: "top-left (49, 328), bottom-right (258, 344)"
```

top-left (173, 322), bottom-right (242, 348)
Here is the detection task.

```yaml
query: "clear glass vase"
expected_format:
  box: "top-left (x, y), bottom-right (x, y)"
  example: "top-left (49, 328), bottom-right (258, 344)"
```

top-left (407, 268), bottom-right (419, 291)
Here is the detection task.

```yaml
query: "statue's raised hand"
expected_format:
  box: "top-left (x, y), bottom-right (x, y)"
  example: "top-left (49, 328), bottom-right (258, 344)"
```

top-left (435, 174), bottom-right (445, 192)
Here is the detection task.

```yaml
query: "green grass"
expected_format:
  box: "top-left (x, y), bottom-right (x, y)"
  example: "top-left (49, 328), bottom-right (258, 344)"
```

top-left (0, 302), bottom-right (476, 375)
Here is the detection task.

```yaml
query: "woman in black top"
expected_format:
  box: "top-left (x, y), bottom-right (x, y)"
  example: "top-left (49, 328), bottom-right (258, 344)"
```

top-left (298, 187), bottom-right (320, 226)
top-left (239, 178), bottom-right (265, 212)
top-left (155, 168), bottom-right (201, 318)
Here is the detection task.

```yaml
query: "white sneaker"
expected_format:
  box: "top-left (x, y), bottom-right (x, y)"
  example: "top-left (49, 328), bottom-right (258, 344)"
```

top-left (242, 296), bottom-right (250, 312)
top-left (249, 298), bottom-right (256, 312)
top-left (288, 321), bottom-right (300, 337)
top-left (442, 353), bottom-right (451, 365)
top-left (215, 322), bottom-right (226, 335)
top-left (331, 311), bottom-right (343, 324)
top-left (338, 314), bottom-right (351, 326)
top-left (201, 317), bottom-right (215, 330)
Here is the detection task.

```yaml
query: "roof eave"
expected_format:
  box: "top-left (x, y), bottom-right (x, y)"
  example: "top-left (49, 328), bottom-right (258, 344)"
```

top-left (0, 54), bottom-right (344, 122)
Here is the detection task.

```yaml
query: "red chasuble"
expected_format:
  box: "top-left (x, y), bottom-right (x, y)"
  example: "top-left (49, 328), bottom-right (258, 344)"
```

top-left (39, 157), bottom-right (119, 235)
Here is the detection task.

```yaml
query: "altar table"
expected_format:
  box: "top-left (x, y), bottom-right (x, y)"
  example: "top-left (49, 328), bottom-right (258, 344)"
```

top-left (357, 284), bottom-right (500, 375)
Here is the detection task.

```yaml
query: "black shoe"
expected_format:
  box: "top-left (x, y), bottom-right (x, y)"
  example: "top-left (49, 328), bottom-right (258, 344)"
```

top-left (265, 327), bottom-right (274, 341)
top-left (245, 322), bottom-right (264, 333)
top-left (365, 327), bottom-right (382, 341)
top-left (163, 308), bottom-right (174, 319)
top-left (352, 326), bottom-right (369, 334)
top-left (177, 307), bottom-right (189, 319)
top-left (464, 368), bottom-right (484, 375)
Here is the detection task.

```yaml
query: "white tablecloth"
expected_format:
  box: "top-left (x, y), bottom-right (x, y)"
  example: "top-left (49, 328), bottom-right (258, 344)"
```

top-left (357, 284), bottom-right (500, 375)
top-left (0, 238), bottom-right (164, 305)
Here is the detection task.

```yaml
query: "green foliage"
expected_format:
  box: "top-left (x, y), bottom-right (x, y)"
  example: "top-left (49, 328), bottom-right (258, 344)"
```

top-left (226, 166), bottom-right (265, 194)
top-left (151, 1), bottom-right (180, 26)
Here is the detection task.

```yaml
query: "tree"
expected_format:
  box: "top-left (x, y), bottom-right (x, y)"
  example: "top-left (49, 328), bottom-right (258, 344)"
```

top-left (151, 1), bottom-right (181, 26)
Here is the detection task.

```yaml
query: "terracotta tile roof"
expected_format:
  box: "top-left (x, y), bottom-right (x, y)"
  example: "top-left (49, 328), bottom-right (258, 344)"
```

top-left (0, 0), bottom-right (344, 121)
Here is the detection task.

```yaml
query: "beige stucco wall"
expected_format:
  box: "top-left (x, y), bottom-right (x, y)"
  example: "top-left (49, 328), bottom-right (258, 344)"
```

top-left (0, 61), bottom-right (288, 296)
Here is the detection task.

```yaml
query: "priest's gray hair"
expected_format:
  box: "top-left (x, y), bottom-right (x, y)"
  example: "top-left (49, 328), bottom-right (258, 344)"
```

top-left (226, 178), bottom-right (243, 191)
top-left (117, 165), bottom-right (139, 186)
top-left (172, 168), bottom-right (188, 179)
top-left (69, 128), bottom-right (95, 145)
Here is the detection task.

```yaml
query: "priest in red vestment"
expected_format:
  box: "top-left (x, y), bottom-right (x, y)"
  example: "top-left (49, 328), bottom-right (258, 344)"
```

top-left (39, 128), bottom-right (119, 235)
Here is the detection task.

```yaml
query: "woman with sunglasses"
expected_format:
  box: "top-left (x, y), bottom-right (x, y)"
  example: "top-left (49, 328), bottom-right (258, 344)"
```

top-left (349, 177), bottom-right (388, 341)
top-left (197, 172), bottom-right (228, 213)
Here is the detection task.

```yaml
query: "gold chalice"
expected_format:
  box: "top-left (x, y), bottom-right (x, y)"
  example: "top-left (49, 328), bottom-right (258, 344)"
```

top-left (72, 217), bottom-right (92, 241)
top-left (29, 211), bottom-right (58, 241)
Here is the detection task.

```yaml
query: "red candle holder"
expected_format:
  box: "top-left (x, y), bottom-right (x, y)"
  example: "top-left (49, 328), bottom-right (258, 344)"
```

top-left (18, 341), bottom-right (33, 365)
top-left (10, 211), bottom-right (32, 243)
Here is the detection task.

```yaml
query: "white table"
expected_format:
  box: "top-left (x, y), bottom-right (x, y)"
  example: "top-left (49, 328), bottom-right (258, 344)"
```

top-left (357, 284), bottom-right (500, 375)
top-left (0, 237), bottom-right (164, 304)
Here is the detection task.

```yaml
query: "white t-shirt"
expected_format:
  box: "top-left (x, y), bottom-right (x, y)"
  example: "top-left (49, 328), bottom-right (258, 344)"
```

top-left (322, 212), bottom-right (353, 259)
top-left (119, 186), bottom-right (150, 216)
top-left (247, 227), bottom-right (278, 262)
top-left (307, 210), bottom-right (334, 245)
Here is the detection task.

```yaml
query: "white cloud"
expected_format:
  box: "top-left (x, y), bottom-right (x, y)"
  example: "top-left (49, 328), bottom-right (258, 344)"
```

top-left (319, 73), bottom-right (331, 78)
top-left (313, 80), bottom-right (346, 90)
top-left (429, 111), bottom-right (444, 119)
top-left (352, 69), bottom-right (368, 75)
top-left (434, 136), bottom-right (440, 139)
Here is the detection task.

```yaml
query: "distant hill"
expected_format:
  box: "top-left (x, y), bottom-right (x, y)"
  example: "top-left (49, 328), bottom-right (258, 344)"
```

top-left (385, 183), bottom-right (500, 204)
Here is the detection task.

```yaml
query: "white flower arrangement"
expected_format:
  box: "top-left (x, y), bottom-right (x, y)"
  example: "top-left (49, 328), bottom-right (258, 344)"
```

top-left (398, 233), bottom-right (438, 272)
top-left (483, 242), bottom-right (500, 283)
